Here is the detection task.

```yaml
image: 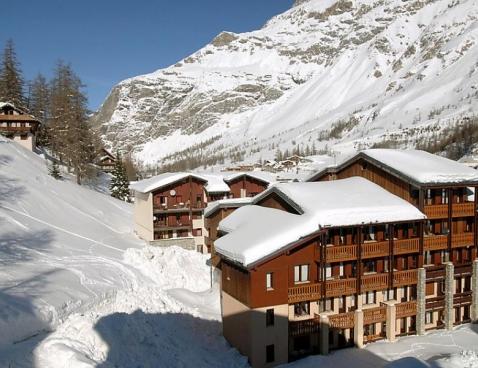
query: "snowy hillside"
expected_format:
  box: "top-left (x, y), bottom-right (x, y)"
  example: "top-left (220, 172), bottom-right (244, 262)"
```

top-left (94, 0), bottom-right (478, 167)
top-left (1, 138), bottom-right (478, 367)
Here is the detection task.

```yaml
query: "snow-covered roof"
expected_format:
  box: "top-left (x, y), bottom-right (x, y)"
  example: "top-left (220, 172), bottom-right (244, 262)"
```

top-left (204, 197), bottom-right (253, 217)
top-left (130, 172), bottom-right (207, 193)
top-left (308, 149), bottom-right (478, 185)
top-left (0, 102), bottom-right (14, 109)
top-left (201, 174), bottom-right (231, 193)
top-left (222, 171), bottom-right (276, 184)
top-left (215, 177), bottom-right (426, 267)
top-left (363, 149), bottom-right (478, 185)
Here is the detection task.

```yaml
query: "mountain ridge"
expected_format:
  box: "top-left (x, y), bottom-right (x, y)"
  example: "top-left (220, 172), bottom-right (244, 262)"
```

top-left (92, 0), bottom-right (478, 168)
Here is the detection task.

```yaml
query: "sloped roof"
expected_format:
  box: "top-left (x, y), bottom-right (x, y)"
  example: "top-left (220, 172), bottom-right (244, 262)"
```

top-left (204, 197), bottom-right (253, 218)
top-left (201, 174), bottom-right (231, 193)
top-left (222, 171), bottom-right (276, 184)
top-left (215, 177), bottom-right (426, 267)
top-left (130, 172), bottom-right (207, 193)
top-left (307, 149), bottom-right (478, 186)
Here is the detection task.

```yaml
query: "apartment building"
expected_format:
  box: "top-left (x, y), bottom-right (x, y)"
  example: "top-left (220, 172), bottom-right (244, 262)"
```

top-left (131, 171), bottom-right (274, 252)
top-left (214, 149), bottom-right (478, 367)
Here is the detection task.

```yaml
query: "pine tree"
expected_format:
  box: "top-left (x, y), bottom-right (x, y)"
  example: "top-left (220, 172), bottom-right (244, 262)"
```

top-left (0, 39), bottom-right (25, 108)
top-left (49, 61), bottom-right (96, 184)
top-left (48, 160), bottom-right (62, 180)
top-left (110, 151), bottom-right (130, 201)
top-left (29, 73), bottom-right (50, 147)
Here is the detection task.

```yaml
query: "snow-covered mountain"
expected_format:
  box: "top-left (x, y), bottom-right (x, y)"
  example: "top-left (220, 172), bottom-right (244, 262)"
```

top-left (93, 0), bottom-right (478, 167)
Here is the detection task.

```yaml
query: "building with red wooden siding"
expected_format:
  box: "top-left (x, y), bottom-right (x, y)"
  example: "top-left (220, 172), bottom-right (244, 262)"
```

top-left (131, 171), bottom-right (275, 253)
top-left (0, 102), bottom-right (41, 151)
top-left (214, 150), bottom-right (478, 367)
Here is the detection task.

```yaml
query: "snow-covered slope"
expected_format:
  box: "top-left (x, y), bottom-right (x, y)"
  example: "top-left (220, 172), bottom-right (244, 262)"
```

top-left (94, 0), bottom-right (478, 167)
top-left (0, 138), bottom-right (143, 363)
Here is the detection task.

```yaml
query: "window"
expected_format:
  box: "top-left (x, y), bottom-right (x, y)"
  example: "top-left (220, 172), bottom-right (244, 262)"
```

top-left (363, 260), bottom-right (376, 273)
top-left (425, 311), bottom-right (434, 324)
top-left (266, 309), bottom-right (274, 326)
top-left (383, 289), bottom-right (395, 302)
top-left (294, 264), bottom-right (309, 283)
top-left (294, 301), bottom-right (310, 317)
top-left (325, 264), bottom-right (332, 279)
top-left (425, 251), bottom-right (432, 265)
top-left (266, 272), bottom-right (273, 290)
top-left (160, 196), bottom-right (167, 205)
top-left (442, 189), bottom-right (448, 204)
top-left (266, 344), bottom-right (275, 363)
top-left (363, 291), bottom-right (376, 305)
top-left (364, 323), bottom-right (375, 336)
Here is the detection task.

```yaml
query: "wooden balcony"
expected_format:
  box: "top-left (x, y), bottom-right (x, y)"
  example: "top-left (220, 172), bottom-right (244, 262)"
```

top-left (289, 318), bottom-right (320, 337)
top-left (394, 238), bottom-right (420, 255)
top-left (396, 301), bottom-right (417, 318)
top-left (325, 278), bottom-right (357, 297)
top-left (393, 269), bottom-right (418, 287)
top-left (424, 202), bottom-right (475, 219)
top-left (424, 204), bottom-right (448, 219)
top-left (0, 125), bottom-right (32, 133)
top-left (424, 235), bottom-right (448, 251)
top-left (454, 264), bottom-right (472, 276)
top-left (363, 306), bottom-right (387, 324)
top-left (154, 220), bottom-right (192, 229)
top-left (361, 241), bottom-right (389, 259)
top-left (454, 291), bottom-right (472, 306)
top-left (452, 202), bottom-right (475, 217)
top-left (288, 283), bottom-right (321, 304)
top-left (328, 312), bottom-right (355, 329)
top-left (361, 273), bottom-right (389, 292)
top-left (326, 244), bottom-right (357, 262)
top-left (451, 232), bottom-right (474, 248)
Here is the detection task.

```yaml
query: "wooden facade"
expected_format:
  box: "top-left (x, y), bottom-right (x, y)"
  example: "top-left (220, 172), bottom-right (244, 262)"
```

top-left (226, 175), bottom-right (269, 198)
top-left (0, 103), bottom-right (40, 151)
top-left (219, 152), bottom-right (478, 367)
top-left (95, 148), bottom-right (117, 173)
top-left (152, 176), bottom-right (207, 245)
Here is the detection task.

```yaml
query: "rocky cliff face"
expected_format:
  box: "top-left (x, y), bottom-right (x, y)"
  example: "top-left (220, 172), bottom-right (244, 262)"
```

top-left (93, 0), bottom-right (478, 167)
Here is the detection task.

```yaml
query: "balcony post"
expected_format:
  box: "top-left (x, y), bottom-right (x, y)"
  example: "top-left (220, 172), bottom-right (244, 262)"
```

top-left (319, 313), bottom-right (329, 355)
top-left (384, 301), bottom-right (396, 342)
top-left (444, 262), bottom-right (455, 330)
top-left (354, 309), bottom-right (364, 348)
top-left (416, 268), bottom-right (426, 336)
top-left (448, 188), bottom-right (453, 262)
top-left (418, 221), bottom-right (424, 268)
top-left (472, 259), bottom-right (478, 322)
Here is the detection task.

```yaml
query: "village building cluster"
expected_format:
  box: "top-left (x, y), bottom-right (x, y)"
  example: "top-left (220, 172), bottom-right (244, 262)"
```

top-left (128, 149), bottom-right (478, 368)
top-left (130, 171), bottom-right (275, 253)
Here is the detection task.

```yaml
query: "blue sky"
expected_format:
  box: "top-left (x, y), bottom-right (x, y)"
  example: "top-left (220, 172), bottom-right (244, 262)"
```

top-left (2, 0), bottom-right (293, 110)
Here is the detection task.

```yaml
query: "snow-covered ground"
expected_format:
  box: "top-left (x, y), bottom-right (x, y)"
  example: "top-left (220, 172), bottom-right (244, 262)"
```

top-left (1, 138), bottom-right (478, 367)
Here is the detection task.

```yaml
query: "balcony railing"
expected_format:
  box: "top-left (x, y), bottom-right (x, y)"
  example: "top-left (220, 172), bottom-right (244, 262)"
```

top-left (361, 241), bottom-right (389, 259)
top-left (0, 125), bottom-right (31, 133)
top-left (452, 202), bottom-right (475, 217)
top-left (424, 235), bottom-right (448, 251)
top-left (361, 273), bottom-right (389, 292)
top-left (363, 306), bottom-right (387, 325)
top-left (451, 232), bottom-right (474, 248)
top-left (424, 204), bottom-right (448, 219)
top-left (325, 278), bottom-right (357, 297)
top-left (454, 291), bottom-right (472, 306)
top-left (424, 202), bottom-right (476, 219)
top-left (289, 318), bottom-right (320, 337)
top-left (154, 220), bottom-right (192, 228)
top-left (396, 301), bottom-right (417, 318)
top-left (394, 238), bottom-right (420, 255)
top-left (288, 283), bottom-right (321, 304)
top-left (328, 312), bottom-right (355, 329)
top-left (326, 244), bottom-right (357, 262)
top-left (393, 269), bottom-right (417, 287)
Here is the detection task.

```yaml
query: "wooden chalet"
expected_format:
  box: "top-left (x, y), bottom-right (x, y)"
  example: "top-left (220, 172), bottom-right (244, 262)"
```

top-left (214, 150), bottom-right (478, 367)
top-left (0, 102), bottom-right (41, 151)
top-left (95, 148), bottom-right (117, 173)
